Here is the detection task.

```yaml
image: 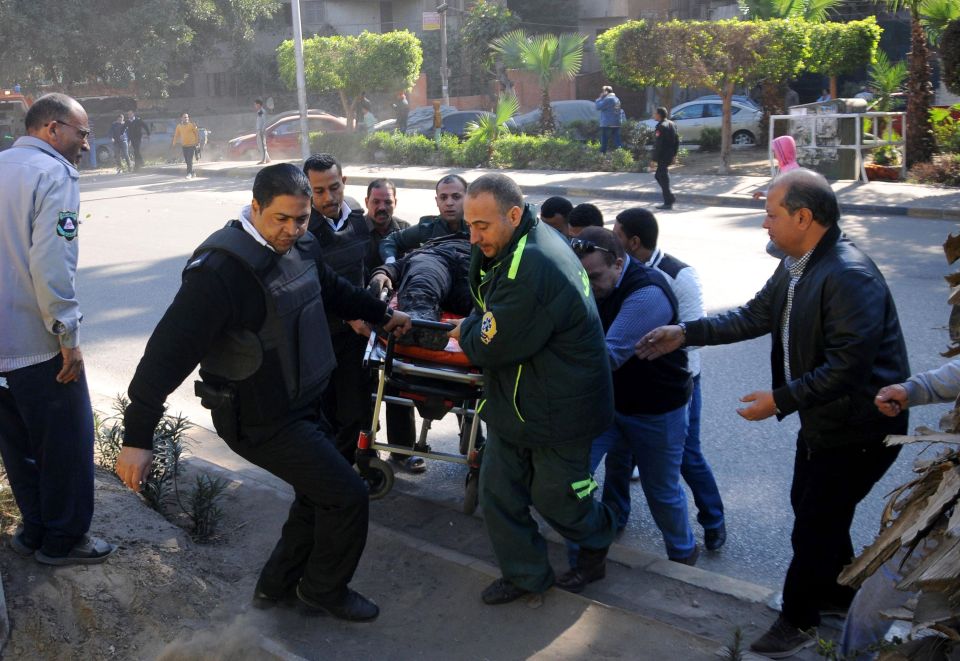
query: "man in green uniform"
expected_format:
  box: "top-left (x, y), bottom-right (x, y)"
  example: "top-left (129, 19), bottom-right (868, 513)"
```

top-left (451, 173), bottom-right (618, 604)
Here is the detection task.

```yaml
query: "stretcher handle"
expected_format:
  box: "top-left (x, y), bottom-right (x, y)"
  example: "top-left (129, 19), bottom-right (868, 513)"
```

top-left (410, 319), bottom-right (456, 331)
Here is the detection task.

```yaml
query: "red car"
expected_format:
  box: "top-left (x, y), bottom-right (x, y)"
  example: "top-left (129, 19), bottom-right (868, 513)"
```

top-left (227, 111), bottom-right (348, 159)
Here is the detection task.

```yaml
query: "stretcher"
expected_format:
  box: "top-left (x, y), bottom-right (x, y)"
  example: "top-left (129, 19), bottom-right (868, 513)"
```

top-left (355, 316), bottom-right (484, 514)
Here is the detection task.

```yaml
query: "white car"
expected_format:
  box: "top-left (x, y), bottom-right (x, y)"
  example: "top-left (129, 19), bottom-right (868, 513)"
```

top-left (642, 99), bottom-right (762, 146)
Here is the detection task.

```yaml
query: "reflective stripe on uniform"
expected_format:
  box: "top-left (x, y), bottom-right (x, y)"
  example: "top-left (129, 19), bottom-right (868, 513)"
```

top-left (571, 477), bottom-right (599, 500)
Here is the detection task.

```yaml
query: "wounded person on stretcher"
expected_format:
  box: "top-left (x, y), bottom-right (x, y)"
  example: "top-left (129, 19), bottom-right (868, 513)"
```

top-left (368, 233), bottom-right (472, 351)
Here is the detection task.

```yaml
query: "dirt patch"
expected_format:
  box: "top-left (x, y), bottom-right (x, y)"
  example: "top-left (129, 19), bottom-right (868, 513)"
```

top-left (672, 146), bottom-right (772, 177)
top-left (0, 465), bottom-right (268, 660)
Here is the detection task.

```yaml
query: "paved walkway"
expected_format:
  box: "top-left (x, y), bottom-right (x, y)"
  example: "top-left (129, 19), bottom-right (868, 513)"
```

top-left (143, 158), bottom-right (960, 220)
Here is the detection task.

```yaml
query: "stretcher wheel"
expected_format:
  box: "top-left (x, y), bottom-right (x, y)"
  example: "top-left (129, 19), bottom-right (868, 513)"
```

top-left (356, 456), bottom-right (395, 500)
top-left (463, 470), bottom-right (479, 515)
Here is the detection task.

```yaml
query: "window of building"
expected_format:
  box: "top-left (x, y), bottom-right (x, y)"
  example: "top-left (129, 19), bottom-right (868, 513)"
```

top-left (380, 2), bottom-right (394, 32)
top-left (303, 1), bottom-right (324, 24)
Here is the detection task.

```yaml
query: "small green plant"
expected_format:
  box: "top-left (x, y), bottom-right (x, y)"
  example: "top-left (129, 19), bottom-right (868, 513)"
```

top-left (698, 127), bottom-right (722, 152)
top-left (187, 474), bottom-right (228, 542)
top-left (872, 144), bottom-right (902, 166)
top-left (94, 394), bottom-right (129, 470)
top-left (931, 103), bottom-right (960, 154)
top-left (722, 627), bottom-right (744, 660)
top-left (0, 465), bottom-right (21, 529)
top-left (142, 412), bottom-right (190, 512)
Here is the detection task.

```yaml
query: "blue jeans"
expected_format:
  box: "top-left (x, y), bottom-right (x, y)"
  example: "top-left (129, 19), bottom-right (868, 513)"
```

top-left (0, 355), bottom-right (94, 555)
top-left (599, 126), bottom-right (622, 153)
top-left (568, 406), bottom-right (694, 564)
top-left (682, 375), bottom-right (724, 530)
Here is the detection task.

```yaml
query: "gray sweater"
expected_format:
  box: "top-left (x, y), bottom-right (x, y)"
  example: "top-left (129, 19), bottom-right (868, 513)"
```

top-left (903, 360), bottom-right (960, 407)
top-left (0, 136), bottom-right (82, 371)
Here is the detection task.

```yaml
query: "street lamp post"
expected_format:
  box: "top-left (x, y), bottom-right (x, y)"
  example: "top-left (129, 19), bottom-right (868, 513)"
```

top-left (290, 0), bottom-right (311, 161)
top-left (438, 3), bottom-right (450, 107)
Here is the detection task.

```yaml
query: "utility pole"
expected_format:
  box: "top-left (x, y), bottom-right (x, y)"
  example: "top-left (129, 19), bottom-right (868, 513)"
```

top-left (290, 0), bottom-right (311, 161)
top-left (438, 2), bottom-right (450, 107)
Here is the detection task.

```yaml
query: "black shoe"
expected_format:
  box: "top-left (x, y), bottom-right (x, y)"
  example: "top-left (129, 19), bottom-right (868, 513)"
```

top-left (670, 544), bottom-right (700, 566)
top-left (35, 535), bottom-right (116, 566)
top-left (705, 523), bottom-right (727, 551)
top-left (655, 204), bottom-right (673, 210)
top-left (252, 584), bottom-right (299, 610)
top-left (556, 546), bottom-right (608, 593)
top-left (10, 529), bottom-right (39, 557)
top-left (749, 616), bottom-right (816, 658)
top-left (296, 585), bottom-right (379, 622)
top-left (390, 455), bottom-right (427, 474)
top-left (481, 578), bottom-right (531, 605)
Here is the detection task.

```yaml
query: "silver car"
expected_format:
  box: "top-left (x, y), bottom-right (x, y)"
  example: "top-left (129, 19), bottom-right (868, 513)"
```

top-left (642, 99), bottom-right (762, 146)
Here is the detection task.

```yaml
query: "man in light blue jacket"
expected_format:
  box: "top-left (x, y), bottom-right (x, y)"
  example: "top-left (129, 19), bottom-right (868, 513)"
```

top-left (595, 86), bottom-right (623, 154)
top-left (0, 93), bottom-right (115, 565)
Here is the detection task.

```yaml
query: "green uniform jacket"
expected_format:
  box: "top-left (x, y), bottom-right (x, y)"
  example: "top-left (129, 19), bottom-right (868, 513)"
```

top-left (459, 206), bottom-right (614, 447)
top-left (378, 214), bottom-right (467, 262)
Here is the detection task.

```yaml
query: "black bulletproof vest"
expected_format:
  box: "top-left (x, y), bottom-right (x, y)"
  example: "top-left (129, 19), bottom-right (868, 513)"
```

top-left (189, 222), bottom-right (335, 424)
top-left (597, 260), bottom-right (692, 415)
top-left (309, 207), bottom-right (370, 333)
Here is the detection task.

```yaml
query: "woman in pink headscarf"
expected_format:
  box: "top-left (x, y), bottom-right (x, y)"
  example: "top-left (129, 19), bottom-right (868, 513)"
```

top-left (753, 135), bottom-right (799, 199)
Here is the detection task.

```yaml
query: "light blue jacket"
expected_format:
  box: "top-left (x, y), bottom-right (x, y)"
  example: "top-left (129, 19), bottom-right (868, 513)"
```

top-left (595, 94), bottom-right (622, 128)
top-left (0, 136), bottom-right (82, 371)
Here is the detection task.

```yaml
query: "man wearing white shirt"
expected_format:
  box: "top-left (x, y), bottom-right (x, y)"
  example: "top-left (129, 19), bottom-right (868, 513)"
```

top-left (613, 208), bottom-right (727, 551)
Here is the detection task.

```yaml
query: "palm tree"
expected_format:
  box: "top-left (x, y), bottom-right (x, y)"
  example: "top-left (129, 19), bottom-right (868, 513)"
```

top-left (738, 0), bottom-right (838, 21)
top-left (868, 50), bottom-right (908, 140)
top-left (877, 0), bottom-right (937, 167)
top-left (920, 0), bottom-right (960, 46)
top-left (465, 93), bottom-right (520, 162)
top-left (491, 30), bottom-right (586, 134)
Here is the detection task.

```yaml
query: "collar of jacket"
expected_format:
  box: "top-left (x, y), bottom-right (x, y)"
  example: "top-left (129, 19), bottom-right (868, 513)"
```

top-left (803, 222), bottom-right (842, 272)
top-left (12, 136), bottom-right (79, 178)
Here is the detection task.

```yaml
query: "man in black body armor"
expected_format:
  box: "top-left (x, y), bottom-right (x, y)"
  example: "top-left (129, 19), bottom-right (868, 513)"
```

top-left (303, 153), bottom-right (374, 462)
top-left (115, 164), bottom-right (412, 621)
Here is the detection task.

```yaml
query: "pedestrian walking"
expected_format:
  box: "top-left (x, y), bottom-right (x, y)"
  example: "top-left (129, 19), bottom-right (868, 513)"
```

top-left (171, 112), bottom-right (199, 179)
top-left (125, 109), bottom-right (150, 171)
top-left (109, 113), bottom-right (131, 173)
top-left (0, 92), bottom-right (115, 566)
top-left (651, 107), bottom-right (679, 210)
top-left (392, 91), bottom-right (409, 134)
top-left (255, 99), bottom-right (270, 164)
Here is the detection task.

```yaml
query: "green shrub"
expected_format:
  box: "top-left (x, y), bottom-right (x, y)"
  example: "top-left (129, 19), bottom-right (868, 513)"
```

top-left (622, 120), bottom-right (654, 165)
top-left (309, 131), bottom-right (367, 162)
top-left (362, 131), bottom-right (437, 165)
top-left (605, 147), bottom-right (638, 172)
top-left (698, 127), bottom-right (722, 152)
top-left (931, 105), bottom-right (960, 154)
top-left (563, 119), bottom-right (600, 142)
top-left (908, 153), bottom-right (960, 186)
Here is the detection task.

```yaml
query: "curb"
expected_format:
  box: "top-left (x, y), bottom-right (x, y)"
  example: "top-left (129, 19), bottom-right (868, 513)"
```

top-left (141, 164), bottom-right (959, 221)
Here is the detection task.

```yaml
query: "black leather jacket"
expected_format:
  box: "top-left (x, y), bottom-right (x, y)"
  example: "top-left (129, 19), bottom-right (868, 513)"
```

top-left (686, 224), bottom-right (909, 453)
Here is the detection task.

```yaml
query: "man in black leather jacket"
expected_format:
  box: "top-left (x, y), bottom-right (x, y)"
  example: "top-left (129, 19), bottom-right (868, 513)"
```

top-left (637, 169), bottom-right (909, 659)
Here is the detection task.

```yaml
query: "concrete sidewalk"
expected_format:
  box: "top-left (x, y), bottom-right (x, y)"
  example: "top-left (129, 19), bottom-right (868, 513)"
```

top-left (143, 159), bottom-right (960, 220)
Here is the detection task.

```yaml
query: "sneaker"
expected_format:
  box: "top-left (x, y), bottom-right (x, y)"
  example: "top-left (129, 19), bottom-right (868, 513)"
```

top-left (655, 203), bottom-right (673, 210)
top-left (705, 523), bottom-right (727, 551)
top-left (481, 578), bottom-right (532, 605)
top-left (295, 585), bottom-right (379, 622)
top-left (10, 529), bottom-right (39, 557)
top-left (390, 455), bottom-right (427, 474)
top-left (749, 616), bottom-right (816, 658)
top-left (35, 535), bottom-right (115, 566)
top-left (555, 546), bottom-right (608, 594)
top-left (630, 466), bottom-right (640, 481)
top-left (669, 544), bottom-right (700, 566)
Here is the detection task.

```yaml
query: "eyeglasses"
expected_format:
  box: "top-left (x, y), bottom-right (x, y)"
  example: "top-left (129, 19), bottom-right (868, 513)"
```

top-left (53, 120), bottom-right (91, 140)
top-left (570, 238), bottom-right (614, 257)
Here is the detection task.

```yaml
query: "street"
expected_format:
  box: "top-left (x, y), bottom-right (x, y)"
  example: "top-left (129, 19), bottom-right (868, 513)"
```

top-left (76, 169), bottom-right (955, 591)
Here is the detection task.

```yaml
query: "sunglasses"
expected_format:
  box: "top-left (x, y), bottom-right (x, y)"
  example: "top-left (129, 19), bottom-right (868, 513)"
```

top-left (53, 120), bottom-right (91, 140)
top-left (570, 238), bottom-right (614, 257)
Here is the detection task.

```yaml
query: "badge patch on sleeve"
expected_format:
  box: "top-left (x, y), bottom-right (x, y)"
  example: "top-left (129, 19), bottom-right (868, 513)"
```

top-left (57, 211), bottom-right (79, 241)
top-left (480, 311), bottom-right (498, 345)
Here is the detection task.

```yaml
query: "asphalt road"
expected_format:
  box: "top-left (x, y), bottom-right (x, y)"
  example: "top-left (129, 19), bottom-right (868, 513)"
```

top-left (75, 169), bottom-right (956, 590)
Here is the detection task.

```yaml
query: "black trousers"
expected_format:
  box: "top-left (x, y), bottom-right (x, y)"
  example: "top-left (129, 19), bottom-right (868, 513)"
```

top-left (130, 138), bottom-right (144, 169)
top-left (781, 434), bottom-right (902, 629)
top-left (227, 411), bottom-right (369, 602)
top-left (182, 146), bottom-right (195, 175)
top-left (321, 330), bottom-right (372, 464)
top-left (655, 161), bottom-right (675, 205)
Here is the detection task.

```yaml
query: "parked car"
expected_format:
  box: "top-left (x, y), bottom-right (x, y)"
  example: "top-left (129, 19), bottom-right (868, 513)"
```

top-left (641, 99), bottom-right (762, 146)
top-left (688, 94), bottom-right (761, 110)
top-left (226, 111), bottom-right (347, 159)
top-left (373, 104), bottom-right (459, 135)
top-left (508, 100), bottom-right (600, 133)
top-left (424, 110), bottom-right (494, 139)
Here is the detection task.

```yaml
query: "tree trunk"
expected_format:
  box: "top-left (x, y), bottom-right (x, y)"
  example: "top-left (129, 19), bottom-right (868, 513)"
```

top-left (905, 12), bottom-right (936, 167)
top-left (759, 81), bottom-right (786, 146)
top-left (719, 82), bottom-right (735, 174)
top-left (539, 87), bottom-right (555, 134)
top-left (829, 76), bottom-right (838, 102)
top-left (339, 90), bottom-right (356, 131)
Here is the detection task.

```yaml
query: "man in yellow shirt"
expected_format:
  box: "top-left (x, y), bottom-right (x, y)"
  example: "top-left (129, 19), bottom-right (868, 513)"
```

top-left (171, 112), bottom-right (199, 179)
